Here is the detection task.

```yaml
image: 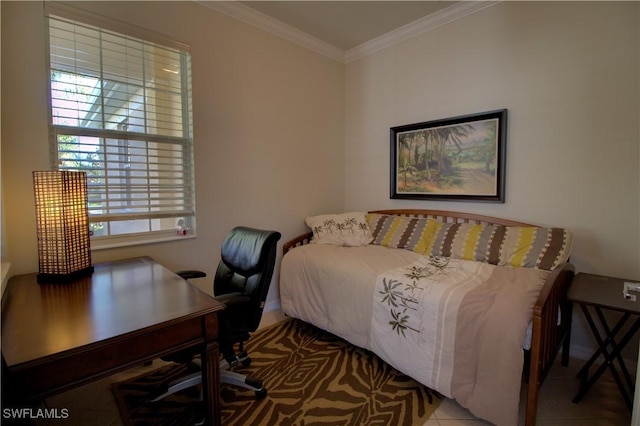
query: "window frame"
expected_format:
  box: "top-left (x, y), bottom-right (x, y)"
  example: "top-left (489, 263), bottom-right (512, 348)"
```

top-left (45, 4), bottom-right (197, 250)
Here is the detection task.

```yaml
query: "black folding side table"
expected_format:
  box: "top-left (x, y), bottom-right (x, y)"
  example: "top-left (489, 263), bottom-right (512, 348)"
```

top-left (568, 272), bottom-right (640, 410)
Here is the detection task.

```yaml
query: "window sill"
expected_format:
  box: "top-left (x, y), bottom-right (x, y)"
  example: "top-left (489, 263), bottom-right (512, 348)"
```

top-left (91, 232), bottom-right (196, 251)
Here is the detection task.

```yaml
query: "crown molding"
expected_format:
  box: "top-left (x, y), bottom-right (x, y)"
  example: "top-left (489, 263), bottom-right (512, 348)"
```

top-left (197, 1), bottom-right (346, 62)
top-left (197, 1), bottom-right (499, 64)
top-left (345, 1), bottom-right (500, 63)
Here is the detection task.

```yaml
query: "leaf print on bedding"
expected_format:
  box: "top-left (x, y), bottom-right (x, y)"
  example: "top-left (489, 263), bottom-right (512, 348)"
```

top-left (378, 256), bottom-right (451, 337)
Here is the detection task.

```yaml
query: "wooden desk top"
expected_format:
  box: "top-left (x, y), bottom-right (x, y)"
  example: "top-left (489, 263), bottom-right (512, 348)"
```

top-left (2, 256), bottom-right (224, 368)
top-left (568, 272), bottom-right (640, 314)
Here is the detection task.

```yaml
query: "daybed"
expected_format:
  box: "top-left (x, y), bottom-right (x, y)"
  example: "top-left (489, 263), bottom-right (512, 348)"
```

top-left (280, 209), bottom-right (574, 426)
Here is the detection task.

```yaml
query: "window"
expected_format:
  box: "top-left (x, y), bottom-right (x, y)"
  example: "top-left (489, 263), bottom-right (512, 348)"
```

top-left (47, 13), bottom-right (195, 248)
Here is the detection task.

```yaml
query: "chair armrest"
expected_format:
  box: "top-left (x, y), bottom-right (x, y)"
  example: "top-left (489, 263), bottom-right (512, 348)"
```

top-left (176, 270), bottom-right (207, 280)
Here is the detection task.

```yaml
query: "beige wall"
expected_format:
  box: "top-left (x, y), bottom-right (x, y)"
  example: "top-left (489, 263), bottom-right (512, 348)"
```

top-left (345, 1), bottom-right (639, 279)
top-left (344, 1), bottom-right (639, 359)
top-left (0, 1), bottom-right (345, 306)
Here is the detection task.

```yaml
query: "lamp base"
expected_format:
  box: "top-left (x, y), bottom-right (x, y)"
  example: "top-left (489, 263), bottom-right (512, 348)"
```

top-left (37, 266), bottom-right (95, 284)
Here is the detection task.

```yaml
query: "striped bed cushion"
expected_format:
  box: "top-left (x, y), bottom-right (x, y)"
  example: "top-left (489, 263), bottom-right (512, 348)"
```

top-left (498, 226), bottom-right (573, 271)
top-left (366, 213), bottom-right (436, 253)
top-left (367, 214), bottom-right (572, 271)
top-left (427, 222), bottom-right (572, 271)
top-left (427, 223), bottom-right (506, 264)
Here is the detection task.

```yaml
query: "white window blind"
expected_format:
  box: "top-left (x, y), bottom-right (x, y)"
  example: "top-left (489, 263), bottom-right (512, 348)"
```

top-left (47, 14), bottom-right (195, 244)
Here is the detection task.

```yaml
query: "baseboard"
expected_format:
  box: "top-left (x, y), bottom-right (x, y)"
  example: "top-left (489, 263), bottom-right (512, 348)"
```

top-left (259, 302), bottom-right (286, 329)
top-left (1, 262), bottom-right (10, 301)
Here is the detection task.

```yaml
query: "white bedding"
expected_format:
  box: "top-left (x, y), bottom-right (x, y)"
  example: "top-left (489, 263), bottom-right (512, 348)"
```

top-left (280, 244), bottom-right (536, 349)
top-left (280, 244), bottom-right (549, 425)
top-left (280, 244), bottom-right (421, 349)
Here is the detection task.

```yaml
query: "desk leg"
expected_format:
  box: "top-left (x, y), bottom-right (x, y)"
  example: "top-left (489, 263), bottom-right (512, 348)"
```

top-left (201, 341), bottom-right (221, 426)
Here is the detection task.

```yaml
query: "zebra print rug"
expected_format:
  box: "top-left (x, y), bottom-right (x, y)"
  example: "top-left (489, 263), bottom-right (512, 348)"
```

top-left (112, 318), bottom-right (440, 425)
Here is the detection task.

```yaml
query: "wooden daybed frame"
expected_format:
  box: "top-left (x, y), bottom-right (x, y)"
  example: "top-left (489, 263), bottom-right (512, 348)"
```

top-left (282, 209), bottom-right (575, 426)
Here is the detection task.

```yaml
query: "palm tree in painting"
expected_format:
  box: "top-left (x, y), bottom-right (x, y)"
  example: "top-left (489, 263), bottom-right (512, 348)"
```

top-left (398, 121), bottom-right (482, 191)
top-left (476, 125), bottom-right (497, 174)
top-left (398, 157), bottom-right (417, 187)
top-left (429, 124), bottom-right (475, 176)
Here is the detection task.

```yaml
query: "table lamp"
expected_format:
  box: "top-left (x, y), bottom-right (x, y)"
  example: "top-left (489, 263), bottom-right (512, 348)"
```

top-left (33, 171), bottom-right (93, 283)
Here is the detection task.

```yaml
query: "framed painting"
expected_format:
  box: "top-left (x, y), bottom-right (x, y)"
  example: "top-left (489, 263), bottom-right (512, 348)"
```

top-left (390, 109), bottom-right (507, 202)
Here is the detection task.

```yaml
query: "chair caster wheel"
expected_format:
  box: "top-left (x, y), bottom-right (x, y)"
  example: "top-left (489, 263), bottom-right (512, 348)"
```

top-left (255, 388), bottom-right (267, 398)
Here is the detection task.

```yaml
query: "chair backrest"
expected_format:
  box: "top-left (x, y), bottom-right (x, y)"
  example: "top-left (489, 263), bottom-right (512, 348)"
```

top-left (214, 226), bottom-right (281, 331)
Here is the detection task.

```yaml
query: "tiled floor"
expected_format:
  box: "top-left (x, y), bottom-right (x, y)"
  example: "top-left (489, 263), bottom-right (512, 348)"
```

top-left (32, 315), bottom-right (634, 426)
top-left (431, 360), bottom-right (633, 426)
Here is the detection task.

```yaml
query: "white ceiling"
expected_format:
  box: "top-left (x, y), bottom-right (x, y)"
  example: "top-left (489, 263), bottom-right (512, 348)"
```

top-left (239, 1), bottom-right (456, 51)
top-left (199, 1), bottom-right (496, 62)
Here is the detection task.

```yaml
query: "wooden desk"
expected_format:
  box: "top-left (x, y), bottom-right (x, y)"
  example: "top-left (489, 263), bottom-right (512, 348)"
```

top-left (568, 272), bottom-right (640, 410)
top-left (1, 257), bottom-right (224, 425)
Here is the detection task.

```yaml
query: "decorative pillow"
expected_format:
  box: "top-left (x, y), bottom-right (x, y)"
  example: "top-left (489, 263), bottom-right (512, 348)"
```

top-left (305, 211), bottom-right (373, 247)
top-left (367, 214), bottom-right (436, 253)
top-left (367, 213), bottom-right (436, 253)
top-left (498, 227), bottom-right (573, 271)
top-left (427, 222), bottom-right (506, 264)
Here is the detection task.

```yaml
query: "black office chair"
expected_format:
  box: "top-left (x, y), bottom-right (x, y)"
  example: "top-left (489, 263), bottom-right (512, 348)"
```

top-left (152, 226), bottom-right (281, 400)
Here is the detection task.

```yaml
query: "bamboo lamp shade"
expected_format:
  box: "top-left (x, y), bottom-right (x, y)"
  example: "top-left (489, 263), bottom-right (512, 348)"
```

top-left (33, 171), bottom-right (93, 283)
